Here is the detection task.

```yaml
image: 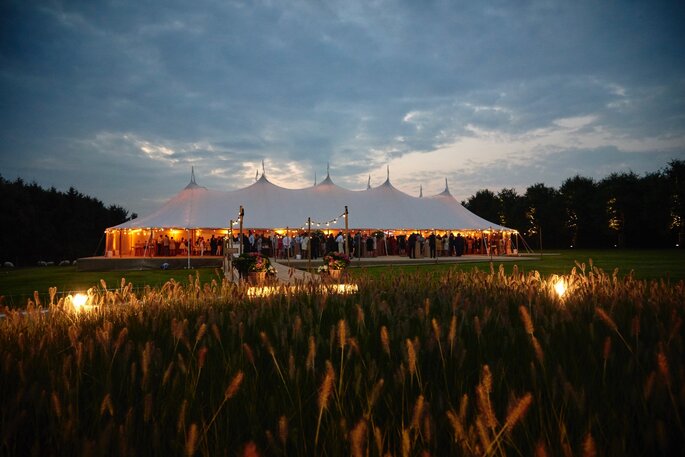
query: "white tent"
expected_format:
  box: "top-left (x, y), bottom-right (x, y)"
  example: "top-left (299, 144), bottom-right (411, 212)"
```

top-left (110, 171), bottom-right (508, 232)
top-left (104, 170), bottom-right (511, 256)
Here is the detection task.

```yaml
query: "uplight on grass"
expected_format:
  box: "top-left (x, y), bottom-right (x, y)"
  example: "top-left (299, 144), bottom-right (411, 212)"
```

top-left (246, 283), bottom-right (359, 298)
top-left (70, 293), bottom-right (90, 312)
top-left (554, 278), bottom-right (567, 298)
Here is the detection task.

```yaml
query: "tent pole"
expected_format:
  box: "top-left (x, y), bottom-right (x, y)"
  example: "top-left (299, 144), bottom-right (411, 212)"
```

top-left (344, 206), bottom-right (349, 257)
top-left (515, 231), bottom-right (519, 255)
top-left (489, 227), bottom-right (493, 261)
top-left (286, 226), bottom-right (291, 267)
top-left (239, 206), bottom-right (244, 256)
top-left (187, 229), bottom-right (191, 270)
top-left (539, 226), bottom-right (543, 260)
top-left (308, 217), bottom-right (312, 274)
top-left (228, 221), bottom-right (234, 282)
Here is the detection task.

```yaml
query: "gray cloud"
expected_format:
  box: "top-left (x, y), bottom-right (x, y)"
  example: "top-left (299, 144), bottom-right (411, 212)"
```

top-left (1, 0), bottom-right (684, 215)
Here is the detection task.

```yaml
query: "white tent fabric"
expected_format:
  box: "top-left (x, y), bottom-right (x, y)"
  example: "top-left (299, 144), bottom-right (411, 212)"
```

top-left (108, 173), bottom-right (510, 232)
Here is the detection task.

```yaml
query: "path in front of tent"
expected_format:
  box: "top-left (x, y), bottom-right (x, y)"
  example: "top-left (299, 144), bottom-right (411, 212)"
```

top-left (267, 260), bottom-right (318, 284)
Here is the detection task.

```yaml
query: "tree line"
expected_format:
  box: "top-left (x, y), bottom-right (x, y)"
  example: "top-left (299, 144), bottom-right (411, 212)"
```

top-left (463, 160), bottom-right (685, 249)
top-left (0, 176), bottom-right (130, 266)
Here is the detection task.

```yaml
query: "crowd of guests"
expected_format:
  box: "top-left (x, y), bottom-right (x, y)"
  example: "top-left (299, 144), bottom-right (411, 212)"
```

top-left (138, 230), bottom-right (514, 258)
top-left (143, 234), bottom-right (226, 257)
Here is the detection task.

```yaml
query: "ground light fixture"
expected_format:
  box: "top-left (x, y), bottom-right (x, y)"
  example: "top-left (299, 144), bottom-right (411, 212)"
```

top-left (69, 292), bottom-right (90, 313)
top-left (554, 278), bottom-right (567, 299)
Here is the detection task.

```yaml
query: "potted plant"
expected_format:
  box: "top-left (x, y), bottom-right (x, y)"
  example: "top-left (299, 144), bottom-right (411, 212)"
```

top-left (233, 252), bottom-right (272, 284)
top-left (321, 251), bottom-right (350, 280)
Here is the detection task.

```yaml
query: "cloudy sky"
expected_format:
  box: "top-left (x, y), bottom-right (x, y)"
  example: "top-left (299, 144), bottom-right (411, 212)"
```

top-left (1, 0), bottom-right (684, 216)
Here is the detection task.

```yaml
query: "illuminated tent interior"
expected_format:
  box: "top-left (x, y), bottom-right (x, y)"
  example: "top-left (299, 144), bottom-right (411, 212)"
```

top-left (104, 169), bottom-right (514, 257)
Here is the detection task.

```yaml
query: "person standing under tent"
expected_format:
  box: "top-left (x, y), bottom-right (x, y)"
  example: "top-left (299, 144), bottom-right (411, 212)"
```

top-left (428, 233), bottom-right (436, 258)
top-left (456, 233), bottom-right (464, 256)
top-left (336, 232), bottom-right (344, 253)
top-left (248, 231), bottom-right (255, 252)
top-left (170, 237), bottom-right (176, 256)
top-left (354, 232), bottom-right (361, 258)
top-left (301, 233), bottom-right (309, 259)
top-left (210, 235), bottom-right (217, 256)
top-left (282, 233), bottom-right (292, 258)
top-left (311, 233), bottom-right (320, 259)
top-left (366, 234), bottom-right (374, 257)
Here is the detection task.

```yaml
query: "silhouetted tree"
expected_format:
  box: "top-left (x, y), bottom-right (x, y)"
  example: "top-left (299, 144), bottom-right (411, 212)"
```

top-left (600, 172), bottom-right (642, 248)
top-left (559, 176), bottom-right (605, 248)
top-left (0, 176), bottom-right (129, 266)
top-left (667, 160), bottom-right (685, 246)
top-left (497, 188), bottom-right (527, 233)
top-left (463, 189), bottom-right (500, 225)
top-left (524, 183), bottom-right (564, 249)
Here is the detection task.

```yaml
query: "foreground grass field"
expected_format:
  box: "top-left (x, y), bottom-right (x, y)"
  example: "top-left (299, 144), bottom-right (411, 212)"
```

top-left (0, 263), bottom-right (683, 456)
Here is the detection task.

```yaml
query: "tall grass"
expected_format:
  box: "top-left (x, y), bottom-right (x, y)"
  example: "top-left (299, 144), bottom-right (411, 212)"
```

top-left (0, 264), bottom-right (683, 456)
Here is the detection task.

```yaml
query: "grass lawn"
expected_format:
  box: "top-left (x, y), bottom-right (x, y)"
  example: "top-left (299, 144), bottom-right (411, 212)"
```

top-left (348, 248), bottom-right (685, 281)
top-left (0, 266), bottom-right (222, 307)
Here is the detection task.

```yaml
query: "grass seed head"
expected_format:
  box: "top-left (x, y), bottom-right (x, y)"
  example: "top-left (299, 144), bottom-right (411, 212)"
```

top-left (380, 326), bottom-right (390, 356)
top-left (278, 415), bottom-right (288, 446)
top-left (225, 370), bottom-right (245, 399)
top-left (411, 395), bottom-right (425, 430)
top-left (350, 418), bottom-right (368, 457)
top-left (602, 336), bottom-right (612, 361)
top-left (185, 423), bottom-right (199, 457)
top-left (406, 339), bottom-right (417, 379)
top-left (595, 308), bottom-right (618, 332)
top-left (318, 361), bottom-right (335, 411)
top-left (338, 319), bottom-right (347, 350)
top-left (504, 392), bottom-right (533, 431)
top-left (582, 432), bottom-right (597, 457)
top-left (519, 305), bottom-right (535, 335)
top-left (306, 336), bottom-right (316, 373)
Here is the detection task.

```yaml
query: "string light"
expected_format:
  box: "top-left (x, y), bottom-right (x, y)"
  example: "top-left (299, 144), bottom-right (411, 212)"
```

top-left (306, 211), bottom-right (346, 229)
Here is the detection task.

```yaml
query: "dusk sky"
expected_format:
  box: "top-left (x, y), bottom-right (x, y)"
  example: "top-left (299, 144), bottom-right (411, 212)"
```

top-left (1, 0), bottom-right (684, 217)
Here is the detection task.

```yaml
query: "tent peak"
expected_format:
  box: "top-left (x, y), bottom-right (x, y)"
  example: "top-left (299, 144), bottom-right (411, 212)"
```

top-left (419, 184), bottom-right (423, 198)
top-left (318, 174), bottom-right (335, 186)
top-left (366, 174), bottom-right (371, 190)
top-left (184, 167), bottom-right (202, 189)
top-left (379, 165), bottom-right (394, 188)
top-left (437, 178), bottom-right (452, 197)
top-left (318, 163), bottom-right (335, 186)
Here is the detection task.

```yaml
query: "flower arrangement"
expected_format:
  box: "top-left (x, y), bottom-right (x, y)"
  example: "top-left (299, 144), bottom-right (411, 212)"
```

top-left (233, 252), bottom-right (272, 277)
top-left (323, 251), bottom-right (350, 270)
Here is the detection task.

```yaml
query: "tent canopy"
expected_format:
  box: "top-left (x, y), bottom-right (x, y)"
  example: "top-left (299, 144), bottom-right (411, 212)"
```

top-left (108, 171), bottom-right (510, 232)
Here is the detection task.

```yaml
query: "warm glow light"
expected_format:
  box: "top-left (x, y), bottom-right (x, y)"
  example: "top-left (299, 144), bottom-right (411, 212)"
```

top-left (71, 293), bottom-right (89, 312)
top-left (329, 283), bottom-right (359, 294)
top-left (246, 283), bottom-right (359, 298)
top-left (554, 279), bottom-right (566, 298)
